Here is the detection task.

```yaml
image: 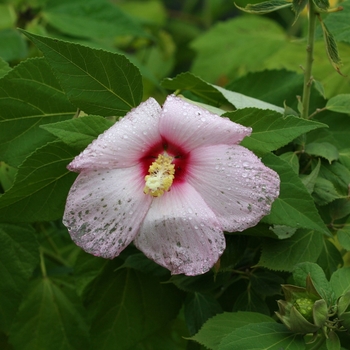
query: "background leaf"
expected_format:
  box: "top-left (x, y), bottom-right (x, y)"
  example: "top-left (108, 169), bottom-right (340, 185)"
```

top-left (42, 0), bottom-right (149, 40)
top-left (41, 116), bottom-right (114, 151)
top-left (21, 31), bottom-right (143, 116)
top-left (326, 94), bottom-right (350, 114)
top-left (262, 154), bottom-right (330, 234)
top-left (85, 261), bottom-right (184, 350)
top-left (190, 312), bottom-right (274, 350)
top-left (225, 108), bottom-right (327, 155)
top-left (218, 322), bottom-right (304, 350)
top-left (0, 57), bottom-right (75, 166)
top-left (258, 230), bottom-right (323, 272)
top-left (330, 267), bottom-right (350, 297)
top-left (0, 141), bottom-right (77, 223)
top-left (0, 224), bottom-right (39, 332)
top-left (9, 278), bottom-right (90, 350)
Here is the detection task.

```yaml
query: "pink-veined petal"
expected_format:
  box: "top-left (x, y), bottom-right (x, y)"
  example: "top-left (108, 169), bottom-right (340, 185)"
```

top-left (159, 95), bottom-right (251, 151)
top-left (63, 166), bottom-right (152, 258)
top-left (187, 144), bottom-right (280, 232)
top-left (134, 182), bottom-right (226, 276)
top-left (68, 98), bottom-right (162, 172)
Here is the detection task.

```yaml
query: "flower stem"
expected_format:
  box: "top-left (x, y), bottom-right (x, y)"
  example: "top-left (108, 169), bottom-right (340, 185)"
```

top-left (301, 1), bottom-right (317, 119)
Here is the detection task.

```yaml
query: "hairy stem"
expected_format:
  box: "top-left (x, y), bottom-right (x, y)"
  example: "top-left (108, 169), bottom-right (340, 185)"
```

top-left (301, 1), bottom-right (317, 119)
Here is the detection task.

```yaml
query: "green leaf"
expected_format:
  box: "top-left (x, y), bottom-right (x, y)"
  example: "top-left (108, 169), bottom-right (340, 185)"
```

top-left (319, 161), bottom-right (350, 196)
top-left (162, 72), bottom-right (283, 112)
top-left (339, 148), bottom-right (350, 169)
top-left (0, 57), bottom-right (75, 166)
top-left (262, 154), bottom-right (330, 235)
top-left (0, 161), bottom-right (16, 192)
top-left (190, 312), bottom-right (274, 350)
top-left (218, 322), bottom-right (304, 350)
top-left (305, 142), bottom-right (339, 163)
top-left (330, 267), bottom-right (350, 298)
top-left (226, 69), bottom-right (325, 115)
top-left (300, 159), bottom-right (320, 194)
top-left (233, 290), bottom-right (270, 315)
top-left (319, 18), bottom-right (343, 75)
top-left (190, 16), bottom-right (286, 83)
top-left (317, 239), bottom-right (343, 279)
top-left (0, 224), bottom-right (39, 332)
top-left (0, 56), bottom-right (11, 78)
top-left (214, 85), bottom-right (284, 113)
top-left (323, 0), bottom-right (350, 44)
top-left (21, 30), bottom-right (143, 116)
top-left (292, 0), bottom-right (309, 23)
top-left (258, 229), bottom-right (323, 272)
top-left (338, 225), bottom-right (350, 251)
top-left (184, 293), bottom-right (223, 335)
top-left (250, 270), bottom-right (284, 297)
top-left (0, 29), bottom-right (27, 61)
top-left (0, 141), bottom-right (77, 223)
top-left (313, 0), bottom-right (330, 10)
top-left (225, 108), bottom-right (327, 155)
top-left (292, 262), bottom-right (332, 302)
top-left (235, 0), bottom-right (292, 14)
top-left (326, 94), bottom-right (350, 114)
top-left (41, 116), bottom-right (114, 151)
top-left (86, 262), bottom-right (183, 350)
top-left (313, 177), bottom-right (344, 206)
top-left (9, 278), bottom-right (90, 350)
top-left (42, 0), bottom-right (149, 40)
top-left (279, 152), bottom-right (299, 174)
top-left (326, 330), bottom-right (341, 350)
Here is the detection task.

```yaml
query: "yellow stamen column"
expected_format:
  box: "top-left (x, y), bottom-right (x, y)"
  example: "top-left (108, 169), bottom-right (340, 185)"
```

top-left (144, 154), bottom-right (175, 197)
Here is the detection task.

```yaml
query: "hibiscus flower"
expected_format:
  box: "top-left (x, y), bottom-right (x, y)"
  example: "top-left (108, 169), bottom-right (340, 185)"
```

top-left (63, 95), bottom-right (280, 276)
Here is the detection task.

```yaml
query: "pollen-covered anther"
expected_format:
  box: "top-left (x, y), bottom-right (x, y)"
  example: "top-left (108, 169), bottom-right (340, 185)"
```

top-left (144, 154), bottom-right (175, 197)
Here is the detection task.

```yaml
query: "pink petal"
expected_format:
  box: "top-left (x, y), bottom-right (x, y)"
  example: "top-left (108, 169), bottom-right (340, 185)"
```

top-left (68, 98), bottom-right (162, 172)
top-left (159, 95), bottom-right (251, 152)
top-left (63, 166), bottom-right (152, 258)
top-left (134, 182), bottom-right (226, 276)
top-left (187, 144), bottom-right (280, 232)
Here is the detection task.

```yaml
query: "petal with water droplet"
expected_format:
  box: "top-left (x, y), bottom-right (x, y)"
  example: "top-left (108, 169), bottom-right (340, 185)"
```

top-left (187, 144), bottom-right (280, 231)
top-left (69, 98), bottom-right (162, 172)
top-left (134, 182), bottom-right (225, 276)
top-left (159, 95), bottom-right (251, 152)
top-left (63, 166), bottom-right (152, 258)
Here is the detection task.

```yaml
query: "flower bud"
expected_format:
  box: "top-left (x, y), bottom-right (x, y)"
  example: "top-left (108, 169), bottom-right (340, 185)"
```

top-left (275, 275), bottom-right (328, 334)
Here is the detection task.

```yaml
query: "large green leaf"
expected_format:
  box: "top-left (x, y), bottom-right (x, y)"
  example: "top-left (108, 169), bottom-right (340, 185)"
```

top-left (0, 57), bottom-right (75, 166)
top-left (0, 56), bottom-right (10, 78)
top-left (184, 292), bottom-right (223, 335)
top-left (162, 72), bottom-right (283, 112)
top-left (326, 94), bottom-right (350, 114)
top-left (0, 141), bottom-right (77, 223)
top-left (21, 31), bottom-right (143, 116)
top-left (41, 115), bottom-right (114, 151)
top-left (262, 154), bottom-right (330, 235)
top-left (330, 267), bottom-right (350, 297)
top-left (42, 0), bottom-right (149, 40)
top-left (85, 261), bottom-right (184, 350)
top-left (190, 16), bottom-right (286, 83)
top-left (218, 322), bottom-right (304, 350)
top-left (9, 278), bottom-right (90, 350)
top-left (323, 0), bottom-right (350, 44)
top-left (225, 108), bottom-right (327, 155)
top-left (190, 312), bottom-right (273, 350)
top-left (258, 229), bottom-right (323, 271)
top-left (0, 224), bottom-right (39, 332)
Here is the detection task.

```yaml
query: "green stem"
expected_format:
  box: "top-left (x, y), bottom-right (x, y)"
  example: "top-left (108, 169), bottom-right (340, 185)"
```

top-left (301, 1), bottom-right (318, 119)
